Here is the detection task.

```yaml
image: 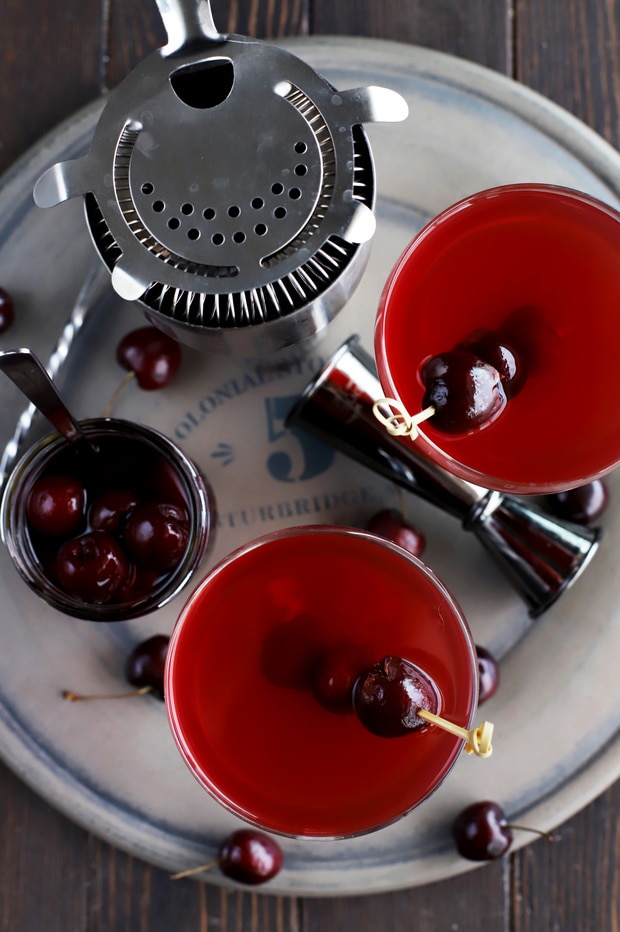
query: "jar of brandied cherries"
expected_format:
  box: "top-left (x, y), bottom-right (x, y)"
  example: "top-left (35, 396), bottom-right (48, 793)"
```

top-left (0, 418), bottom-right (216, 620)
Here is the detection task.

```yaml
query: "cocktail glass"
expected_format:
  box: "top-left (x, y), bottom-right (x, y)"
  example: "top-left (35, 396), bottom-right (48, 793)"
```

top-left (165, 525), bottom-right (481, 839)
top-left (375, 183), bottom-right (620, 493)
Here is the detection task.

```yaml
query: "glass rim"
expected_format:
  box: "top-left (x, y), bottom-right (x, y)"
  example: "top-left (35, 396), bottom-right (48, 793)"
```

top-left (375, 182), bottom-right (620, 494)
top-left (165, 523), bottom-right (479, 839)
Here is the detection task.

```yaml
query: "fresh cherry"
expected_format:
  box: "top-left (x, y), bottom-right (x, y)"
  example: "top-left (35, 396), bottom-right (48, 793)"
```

top-left (353, 655), bottom-right (439, 737)
top-left (26, 474), bottom-right (86, 537)
top-left (365, 509), bottom-right (426, 558)
top-left (114, 566), bottom-right (160, 604)
top-left (124, 634), bottom-right (169, 701)
top-left (89, 488), bottom-right (140, 535)
top-left (452, 800), bottom-right (554, 861)
top-left (0, 286), bottom-right (15, 333)
top-left (452, 800), bottom-right (513, 860)
top-left (116, 326), bottom-right (181, 390)
top-left (218, 829), bottom-right (283, 885)
top-left (458, 329), bottom-right (524, 398)
top-left (311, 642), bottom-right (367, 713)
top-left (63, 633), bottom-right (170, 703)
top-left (545, 479), bottom-right (609, 526)
top-left (421, 349), bottom-right (507, 435)
top-left (124, 501), bottom-right (190, 572)
top-left (476, 645), bottom-right (500, 705)
top-left (56, 530), bottom-right (130, 602)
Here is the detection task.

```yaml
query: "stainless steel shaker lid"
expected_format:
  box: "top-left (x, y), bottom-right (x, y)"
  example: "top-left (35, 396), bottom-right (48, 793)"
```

top-left (34, 1), bottom-right (407, 352)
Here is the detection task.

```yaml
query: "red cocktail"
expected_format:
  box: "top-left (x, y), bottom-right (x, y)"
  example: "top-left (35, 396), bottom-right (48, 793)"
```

top-left (375, 184), bottom-right (620, 493)
top-left (165, 526), bottom-right (479, 838)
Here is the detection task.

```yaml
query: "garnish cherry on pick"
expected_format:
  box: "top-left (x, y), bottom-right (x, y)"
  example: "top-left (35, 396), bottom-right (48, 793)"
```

top-left (353, 655), bottom-right (439, 737)
top-left (373, 328), bottom-right (523, 440)
top-left (421, 349), bottom-right (507, 435)
top-left (457, 328), bottom-right (524, 399)
top-left (352, 655), bottom-right (494, 756)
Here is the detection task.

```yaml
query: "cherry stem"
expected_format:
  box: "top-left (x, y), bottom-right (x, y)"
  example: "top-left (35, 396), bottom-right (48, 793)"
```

top-left (417, 709), bottom-right (494, 758)
top-left (62, 686), bottom-right (152, 702)
top-left (101, 370), bottom-right (136, 417)
top-left (170, 860), bottom-right (216, 880)
top-left (506, 823), bottom-right (556, 842)
top-left (372, 398), bottom-right (435, 440)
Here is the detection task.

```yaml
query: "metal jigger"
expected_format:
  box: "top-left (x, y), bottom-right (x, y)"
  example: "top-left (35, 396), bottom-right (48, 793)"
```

top-left (286, 336), bottom-right (601, 616)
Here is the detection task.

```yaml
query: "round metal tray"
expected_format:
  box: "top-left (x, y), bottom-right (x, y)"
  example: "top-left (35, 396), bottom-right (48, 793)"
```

top-left (0, 37), bottom-right (619, 895)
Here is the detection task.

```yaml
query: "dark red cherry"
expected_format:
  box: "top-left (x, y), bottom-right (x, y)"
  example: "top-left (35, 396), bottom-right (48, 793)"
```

top-left (311, 642), bottom-right (367, 713)
top-left (26, 474), bottom-right (85, 537)
top-left (353, 655), bottom-right (439, 737)
top-left (545, 479), bottom-right (609, 525)
top-left (124, 634), bottom-right (169, 700)
top-left (114, 566), bottom-right (159, 604)
top-left (476, 645), bottom-right (500, 705)
top-left (421, 349), bottom-right (507, 435)
top-left (458, 329), bottom-right (524, 398)
top-left (56, 530), bottom-right (130, 602)
top-left (0, 287), bottom-right (15, 333)
top-left (452, 800), bottom-right (513, 861)
top-left (116, 326), bottom-right (181, 390)
top-left (89, 488), bottom-right (140, 534)
top-left (124, 501), bottom-right (190, 572)
top-left (218, 829), bottom-right (283, 885)
top-left (365, 509), bottom-right (426, 558)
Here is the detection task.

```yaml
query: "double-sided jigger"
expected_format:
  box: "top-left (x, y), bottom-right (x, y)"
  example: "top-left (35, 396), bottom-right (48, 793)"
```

top-left (33, 0), bottom-right (407, 357)
top-left (286, 337), bottom-right (601, 617)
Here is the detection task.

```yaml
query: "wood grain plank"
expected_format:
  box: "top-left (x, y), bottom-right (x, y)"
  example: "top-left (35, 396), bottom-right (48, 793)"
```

top-left (105, 0), bottom-right (310, 89)
top-left (311, 0), bottom-right (511, 72)
top-left (511, 3), bottom-right (620, 918)
top-left (511, 781), bottom-right (620, 931)
top-left (515, 0), bottom-right (620, 147)
top-left (0, 762), bottom-right (89, 932)
top-left (302, 862), bottom-right (508, 932)
top-left (0, 0), bottom-right (102, 173)
top-left (2, 2), bottom-right (619, 931)
top-left (87, 838), bottom-right (302, 932)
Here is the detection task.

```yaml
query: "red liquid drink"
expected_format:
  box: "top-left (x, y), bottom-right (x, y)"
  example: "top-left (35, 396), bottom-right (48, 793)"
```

top-left (165, 526), bottom-right (478, 838)
top-left (375, 184), bottom-right (620, 493)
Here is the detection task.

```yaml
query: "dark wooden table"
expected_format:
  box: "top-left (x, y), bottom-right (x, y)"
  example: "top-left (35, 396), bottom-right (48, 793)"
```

top-left (1, 2), bottom-right (619, 929)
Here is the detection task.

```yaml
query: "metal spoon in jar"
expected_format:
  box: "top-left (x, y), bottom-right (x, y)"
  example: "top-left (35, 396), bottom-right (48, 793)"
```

top-left (0, 348), bottom-right (93, 449)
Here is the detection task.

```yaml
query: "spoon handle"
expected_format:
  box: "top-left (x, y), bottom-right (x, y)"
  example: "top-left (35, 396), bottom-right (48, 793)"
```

top-left (0, 264), bottom-right (110, 485)
top-left (0, 348), bottom-right (87, 444)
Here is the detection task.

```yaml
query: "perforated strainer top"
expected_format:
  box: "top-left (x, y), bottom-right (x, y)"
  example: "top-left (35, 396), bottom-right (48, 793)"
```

top-left (34, 0), bottom-right (407, 354)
